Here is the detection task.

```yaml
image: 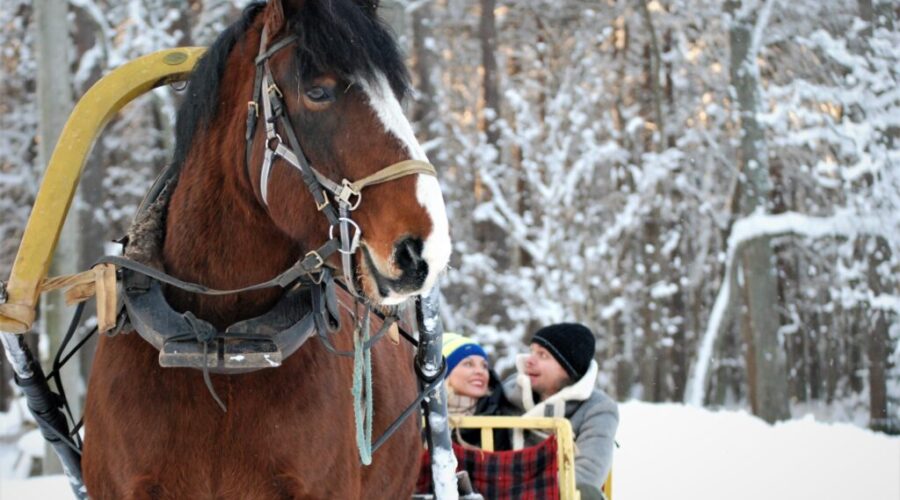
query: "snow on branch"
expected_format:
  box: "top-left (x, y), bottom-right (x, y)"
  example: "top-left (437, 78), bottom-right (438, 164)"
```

top-left (474, 167), bottom-right (543, 260)
top-left (749, 0), bottom-right (778, 63)
top-left (685, 209), bottom-right (896, 406)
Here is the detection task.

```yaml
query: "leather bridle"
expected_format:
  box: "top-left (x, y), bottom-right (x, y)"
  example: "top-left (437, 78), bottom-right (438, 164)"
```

top-left (244, 26), bottom-right (436, 299)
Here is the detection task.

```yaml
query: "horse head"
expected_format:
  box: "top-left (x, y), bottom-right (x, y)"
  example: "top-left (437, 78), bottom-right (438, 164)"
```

top-left (243, 0), bottom-right (450, 306)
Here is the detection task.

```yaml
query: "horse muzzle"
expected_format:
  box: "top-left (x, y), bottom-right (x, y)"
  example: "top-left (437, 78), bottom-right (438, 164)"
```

top-left (361, 237), bottom-right (439, 306)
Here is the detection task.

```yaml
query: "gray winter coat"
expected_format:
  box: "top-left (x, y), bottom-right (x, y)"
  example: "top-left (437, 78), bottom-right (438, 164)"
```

top-left (503, 356), bottom-right (618, 497)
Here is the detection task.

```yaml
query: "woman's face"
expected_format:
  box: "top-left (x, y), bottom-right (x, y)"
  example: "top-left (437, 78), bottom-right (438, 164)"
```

top-left (447, 354), bottom-right (489, 398)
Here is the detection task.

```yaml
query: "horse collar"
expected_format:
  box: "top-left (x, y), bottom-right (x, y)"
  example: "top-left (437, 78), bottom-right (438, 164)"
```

top-left (120, 266), bottom-right (341, 374)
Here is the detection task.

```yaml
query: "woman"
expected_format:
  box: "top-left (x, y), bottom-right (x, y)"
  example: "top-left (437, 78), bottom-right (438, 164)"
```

top-left (442, 333), bottom-right (511, 450)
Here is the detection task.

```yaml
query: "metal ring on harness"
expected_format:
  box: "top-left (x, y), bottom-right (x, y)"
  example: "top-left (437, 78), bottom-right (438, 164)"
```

top-left (329, 217), bottom-right (362, 255)
top-left (267, 133), bottom-right (282, 151)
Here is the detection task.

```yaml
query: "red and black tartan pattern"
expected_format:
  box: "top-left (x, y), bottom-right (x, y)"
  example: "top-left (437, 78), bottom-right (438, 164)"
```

top-left (416, 435), bottom-right (560, 500)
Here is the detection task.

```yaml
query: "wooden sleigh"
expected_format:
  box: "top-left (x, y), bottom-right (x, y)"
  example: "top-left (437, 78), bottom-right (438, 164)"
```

top-left (417, 416), bottom-right (613, 500)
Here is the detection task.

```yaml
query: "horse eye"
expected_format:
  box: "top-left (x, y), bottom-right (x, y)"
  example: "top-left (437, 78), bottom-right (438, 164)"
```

top-left (305, 86), bottom-right (331, 102)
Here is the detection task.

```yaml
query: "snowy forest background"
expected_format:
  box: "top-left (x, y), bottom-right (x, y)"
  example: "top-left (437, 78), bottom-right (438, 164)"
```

top-left (1, 0), bottom-right (898, 461)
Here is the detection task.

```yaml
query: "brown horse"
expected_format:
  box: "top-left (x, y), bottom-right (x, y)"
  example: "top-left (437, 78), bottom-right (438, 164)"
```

top-left (82, 1), bottom-right (451, 498)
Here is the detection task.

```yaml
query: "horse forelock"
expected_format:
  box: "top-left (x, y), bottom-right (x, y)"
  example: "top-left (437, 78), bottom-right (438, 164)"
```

top-left (288, 0), bottom-right (410, 97)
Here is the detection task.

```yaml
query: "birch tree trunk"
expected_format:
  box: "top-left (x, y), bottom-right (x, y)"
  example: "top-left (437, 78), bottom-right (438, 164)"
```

top-left (726, 0), bottom-right (789, 423)
top-left (36, 0), bottom-right (78, 474)
top-left (410, 1), bottom-right (437, 138)
top-left (71, 1), bottom-right (108, 385)
top-left (479, 0), bottom-right (500, 148)
top-left (474, 0), bottom-right (509, 303)
top-left (866, 237), bottom-right (894, 432)
top-left (638, 0), bottom-right (665, 151)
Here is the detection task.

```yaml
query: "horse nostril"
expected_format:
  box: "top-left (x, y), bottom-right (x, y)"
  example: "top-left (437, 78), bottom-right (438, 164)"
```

top-left (394, 237), bottom-right (424, 270)
top-left (382, 237), bottom-right (429, 294)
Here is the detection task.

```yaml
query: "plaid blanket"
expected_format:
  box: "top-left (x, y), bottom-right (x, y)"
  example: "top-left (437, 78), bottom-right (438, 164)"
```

top-left (416, 435), bottom-right (560, 500)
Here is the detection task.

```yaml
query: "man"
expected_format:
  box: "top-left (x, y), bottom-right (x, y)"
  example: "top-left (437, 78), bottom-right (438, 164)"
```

top-left (504, 323), bottom-right (618, 500)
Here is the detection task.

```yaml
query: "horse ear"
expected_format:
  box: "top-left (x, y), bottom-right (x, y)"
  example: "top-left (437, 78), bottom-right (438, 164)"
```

top-left (263, 0), bottom-right (299, 38)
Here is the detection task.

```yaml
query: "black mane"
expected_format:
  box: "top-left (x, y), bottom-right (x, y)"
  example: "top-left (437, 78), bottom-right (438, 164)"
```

top-left (172, 0), bottom-right (410, 171)
top-left (172, 2), bottom-right (264, 170)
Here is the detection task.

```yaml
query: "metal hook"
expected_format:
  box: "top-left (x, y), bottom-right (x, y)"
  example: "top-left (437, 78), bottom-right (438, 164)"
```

top-left (338, 179), bottom-right (363, 211)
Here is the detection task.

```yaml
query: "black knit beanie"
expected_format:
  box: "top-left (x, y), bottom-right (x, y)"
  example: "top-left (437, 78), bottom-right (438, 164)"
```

top-left (530, 323), bottom-right (596, 381)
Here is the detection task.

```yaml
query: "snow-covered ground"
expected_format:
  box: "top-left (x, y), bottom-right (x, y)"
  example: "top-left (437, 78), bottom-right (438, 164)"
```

top-left (1, 401), bottom-right (898, 499)
top-left (615, 402), bottom-right (900, 500)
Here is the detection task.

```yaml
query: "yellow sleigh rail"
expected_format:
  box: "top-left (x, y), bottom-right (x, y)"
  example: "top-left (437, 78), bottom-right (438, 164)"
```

top-left (0, 47), bottom-right (205, 334)
top-left (450, 415), bottom-right (613, 500)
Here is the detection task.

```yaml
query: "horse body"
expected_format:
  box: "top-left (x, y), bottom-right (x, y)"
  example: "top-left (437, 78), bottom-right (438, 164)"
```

top-left (84, 321), bottom-right (418, 499)
top-left (83, 1), bottom-right (449, 498)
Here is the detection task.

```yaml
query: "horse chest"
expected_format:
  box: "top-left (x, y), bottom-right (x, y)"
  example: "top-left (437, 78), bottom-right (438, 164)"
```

top-left (83, 335), bottom-right (418, 499)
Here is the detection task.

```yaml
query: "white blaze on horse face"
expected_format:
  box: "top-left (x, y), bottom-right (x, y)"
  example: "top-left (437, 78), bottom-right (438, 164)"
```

top-left (360, 73), bottom-right (451, 304)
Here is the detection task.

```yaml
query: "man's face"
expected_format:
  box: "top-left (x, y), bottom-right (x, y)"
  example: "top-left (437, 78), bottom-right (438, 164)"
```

top-left (525, 343), bottom-right (570, 399)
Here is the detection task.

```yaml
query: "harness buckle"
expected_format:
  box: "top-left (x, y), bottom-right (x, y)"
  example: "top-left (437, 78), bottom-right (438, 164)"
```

top-left (267, 83), bottom-right (283, 98)
top-left (338, 180), bottom-right (362, 211)
top-left (247, 101), bottom-right (258, 117)
top-left (316, 191), bottom-right (330, 211)
top-left (304, 250), bottom-right (325, 269)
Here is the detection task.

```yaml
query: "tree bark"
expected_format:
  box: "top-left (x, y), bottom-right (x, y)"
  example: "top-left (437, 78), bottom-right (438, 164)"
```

top-left (472, 0), bottom-right (508, 280)
top-left (71, 0), bottom-right (110, 388)
top-left (410, 1), bottom-right (437, 138)
top-left (866, 236), bottom-right (895, 433)
top-left (638, 0), bottom-right (665, 151)
top-left (35, 0), bottom-right (77, 475)
top-left (727, 0), bottom-right (790, 423)
top-left (479, 0), bottom-right (501, 147)
top-left (854, 0), bottom-right (897, 432)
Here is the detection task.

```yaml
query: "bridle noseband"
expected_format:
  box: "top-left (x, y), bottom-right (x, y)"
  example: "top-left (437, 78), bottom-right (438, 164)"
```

top-left (244, 27), bottom-right (436, 299)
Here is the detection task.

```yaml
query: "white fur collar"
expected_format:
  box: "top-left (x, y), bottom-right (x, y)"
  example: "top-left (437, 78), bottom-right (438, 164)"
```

top-left (511, 355), bottom-right (598, 449)
top-left (515, 354), bottom-right (598, 417)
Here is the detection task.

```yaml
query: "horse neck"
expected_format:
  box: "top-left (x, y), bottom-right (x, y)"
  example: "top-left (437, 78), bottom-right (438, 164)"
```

top-left (161, 117), bottom-right (297, 328)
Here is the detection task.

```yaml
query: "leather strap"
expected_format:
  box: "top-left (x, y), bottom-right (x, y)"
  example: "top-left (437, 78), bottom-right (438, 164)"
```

top-left (97, 239), bottom-right (339, 297)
